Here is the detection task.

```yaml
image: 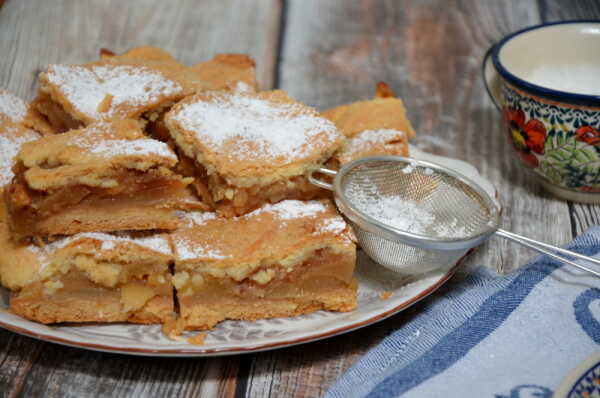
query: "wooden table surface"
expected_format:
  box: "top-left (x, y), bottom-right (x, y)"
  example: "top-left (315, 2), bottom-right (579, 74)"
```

top-left (1, 0), bottom-right (599, 396)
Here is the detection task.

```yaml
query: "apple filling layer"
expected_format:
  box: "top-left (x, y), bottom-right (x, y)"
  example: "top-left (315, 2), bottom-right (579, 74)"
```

top-left (175, 150), bottom-right (328, 217)
top-left (6, 166), bottom-right (190, 238)
top-left (175, 247), bottom-right (357, 330)
top-left (10, 270), bottom-right (173, 324)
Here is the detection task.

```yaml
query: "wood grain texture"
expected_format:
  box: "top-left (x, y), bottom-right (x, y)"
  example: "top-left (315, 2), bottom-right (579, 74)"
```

top-left (0, 0), bottom-right (281, 397)
top-left (1, 1), bottom-right (599, 397)
top-left (0, 0), bottom-right (281, 98)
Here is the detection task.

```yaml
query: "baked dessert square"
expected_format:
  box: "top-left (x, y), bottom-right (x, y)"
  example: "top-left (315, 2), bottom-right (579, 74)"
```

top-left (25, 56), bottom-right (185, 134)
top-left (323, 82), bottom-right (416, 140)
top-left (2, 226), bottom-right (174, 325)
top-left (24, 46), bottom-right (259, 135)
top-left (5, 119), bottom-right (195, 239)
top-left (100, 46), bottom-right (258, 94)
top-left (164, 90), bottom-right (345, 216)
top-left (170, 200), bottom-right (357, 330)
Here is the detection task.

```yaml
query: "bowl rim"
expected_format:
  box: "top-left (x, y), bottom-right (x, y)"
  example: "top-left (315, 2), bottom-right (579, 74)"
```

top-left (491, 20), bottom-right (600, 106)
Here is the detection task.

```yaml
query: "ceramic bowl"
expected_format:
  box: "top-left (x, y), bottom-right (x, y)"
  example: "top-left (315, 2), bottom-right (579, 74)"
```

top-left (483, 21), bottom-right (600, 203)
top-left (554, 351), bottom-right (600, 398)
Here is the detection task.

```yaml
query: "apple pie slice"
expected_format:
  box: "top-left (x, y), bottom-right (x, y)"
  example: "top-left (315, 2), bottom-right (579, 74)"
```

top-left (170, 200), bottom-right (357, 330)
top-left (25, 57), bottom-right (185, 134)
top-left (25, 47), bottom-right (259, 135)
top-left (324, 82), bottom-right (414, 168)
top-left (3, 227), bottom-right (174, 324)
top-left (165, 90), bottom-right (345, 216)
top-left (323, 82), bottom-right (415, 139)
top-left (5, 119), bottom-right (195, 239)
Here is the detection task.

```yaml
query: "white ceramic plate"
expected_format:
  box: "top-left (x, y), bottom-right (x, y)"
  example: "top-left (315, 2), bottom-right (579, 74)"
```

top-left (0, 148), bottom-right (496, 357)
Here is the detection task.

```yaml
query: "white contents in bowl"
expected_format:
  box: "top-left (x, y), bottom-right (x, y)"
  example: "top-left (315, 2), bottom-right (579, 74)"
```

top-left (525, 65), bottom-right (600, 95)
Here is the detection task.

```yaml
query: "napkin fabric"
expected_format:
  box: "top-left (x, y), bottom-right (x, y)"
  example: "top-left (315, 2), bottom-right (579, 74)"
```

top-left (325, 226), bottom-right (600, 398)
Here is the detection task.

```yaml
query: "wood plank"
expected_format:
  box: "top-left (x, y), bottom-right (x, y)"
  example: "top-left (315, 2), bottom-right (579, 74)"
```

top-left (540, 0), bottom-right (600, 236)
top-left (242, 1), bottom-right (575, 397)
top-left (0, 0), bottom-right (281, 98)
top-left (0, 0), bottom-right (281, 397)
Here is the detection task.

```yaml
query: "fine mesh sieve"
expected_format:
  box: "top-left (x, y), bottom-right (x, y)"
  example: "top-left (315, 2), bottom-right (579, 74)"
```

top-left (309, 156), bottom-right (600, 276)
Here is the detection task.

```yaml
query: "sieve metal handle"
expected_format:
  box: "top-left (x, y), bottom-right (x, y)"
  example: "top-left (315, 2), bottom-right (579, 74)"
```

top-left (496, 229), bottom-right (600, 277)
top-left (308, 167), bottom-right (337, 191)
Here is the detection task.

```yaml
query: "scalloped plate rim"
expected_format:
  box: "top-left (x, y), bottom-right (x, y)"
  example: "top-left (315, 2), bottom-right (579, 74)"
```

top-left (0, 147), bottom-right (497, 357)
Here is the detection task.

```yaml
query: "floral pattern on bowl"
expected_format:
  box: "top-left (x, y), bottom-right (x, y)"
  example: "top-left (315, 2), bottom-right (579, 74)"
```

top-left (502, 84), bottom-right (600, 192)
top-left (566, 359), bottom-right (600, 398)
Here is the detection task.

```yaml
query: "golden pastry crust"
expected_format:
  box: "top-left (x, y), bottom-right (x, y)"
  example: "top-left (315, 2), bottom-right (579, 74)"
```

top-left (170, 200), bottom-right (357, 329)
top-left (189, 53), bottom-right (257, 92)
top-left (37, 63), bottom-right (183, 128)
top-left (101, 47), bottom-right (258, 93)
top-left (26, 47), bottom-right (259, 134)
top-left (17, 119), bottom-right (178, 187)
top-left (165, 90), bottom-right (344, 215)
top-left (5, 119), bottom-right (196, 238)
top-left (166, 90), bottom-right (344, 182)
top-left (323, 82), bottom-right (416, 139)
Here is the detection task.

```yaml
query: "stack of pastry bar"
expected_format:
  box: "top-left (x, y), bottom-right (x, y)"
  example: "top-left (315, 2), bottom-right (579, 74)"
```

top-left (0, 47), bottom-right (414, 333)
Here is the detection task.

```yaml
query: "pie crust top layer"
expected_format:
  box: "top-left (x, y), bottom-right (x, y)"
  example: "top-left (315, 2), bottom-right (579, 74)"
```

top-left (165, 90), bottom-right (345, 186)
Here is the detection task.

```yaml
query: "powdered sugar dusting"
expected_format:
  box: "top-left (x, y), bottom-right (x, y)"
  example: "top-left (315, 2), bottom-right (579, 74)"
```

top-left (89, 139), bottom-right (176, 159)
top-left (43, 232), bottom-right (172, 256)
top-left (70, 123), bottom-right (176, 160)
top-left (0, 126), bottom-right (39, 186)
top-left (46, 65), bottom-right (182, 120)
top-left (344, 129), bottom-right (406, 152)
top-left (318, 216), bottom-right (347, 234)
top-left (0, 91), bottom-right (27, 123)
top-left (173, 92), bottom-right (341, 161)
top-left (175, 211), bottom-right (218, 226)
top-left (173, 237), bottom-right (228, 261)
top-left (347, 181), bottom-right (468, 238)
top-left (245, 200), bottom-right (327, 220)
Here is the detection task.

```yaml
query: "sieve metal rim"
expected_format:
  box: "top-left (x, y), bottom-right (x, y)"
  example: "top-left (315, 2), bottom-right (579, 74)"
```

top-left (331, 156), bottom-right (501, 251)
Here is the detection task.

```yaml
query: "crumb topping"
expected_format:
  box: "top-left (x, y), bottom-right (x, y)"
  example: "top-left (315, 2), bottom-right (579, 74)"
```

top-left (172, 200), bottom-right (350, 262)
top-left (45, 64), bottom-right (182, 120)
top-left (67, 122), bottom-right (177, 161)
top-left (172, 236), bottom-right (228, 260)
top-left (317, 216), bottom-right (347, 234)
top-left (33, 232), bottom-right (172, 273)
top-left (175, 211), bottom-right (218, 226)
top-left (244, 199), bottom-right (327, 220)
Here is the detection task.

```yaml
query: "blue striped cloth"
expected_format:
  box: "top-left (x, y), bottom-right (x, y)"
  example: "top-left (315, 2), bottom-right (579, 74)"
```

top-left (325, 227), bottom-right (600, 398)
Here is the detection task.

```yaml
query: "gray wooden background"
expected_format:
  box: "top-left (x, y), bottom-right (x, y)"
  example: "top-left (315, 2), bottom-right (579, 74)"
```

top-left (1, 0), bottom-right (599, 397)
